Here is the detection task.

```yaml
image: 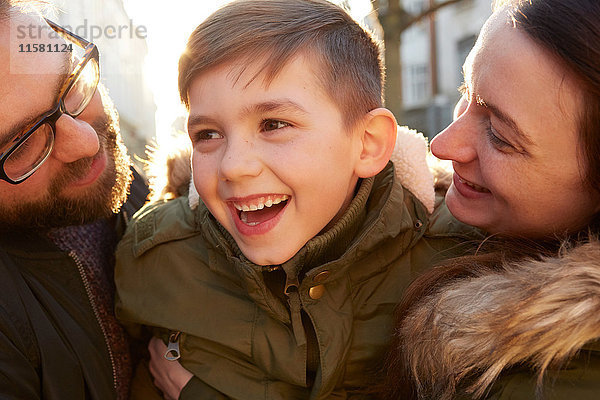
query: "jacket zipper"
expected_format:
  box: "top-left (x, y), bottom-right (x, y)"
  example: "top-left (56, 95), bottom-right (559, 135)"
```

top-left (165, 331), bottom-right (182, 360)
top-left (285, 272), bottom-right (321, 387)
top-left (69, 251), bottom-right (117, 390)
top-left (284, 273), bottom-right (307, 346)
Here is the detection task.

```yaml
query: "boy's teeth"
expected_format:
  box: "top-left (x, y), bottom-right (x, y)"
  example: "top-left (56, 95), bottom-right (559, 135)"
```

top-left (234, 195), bottom-right (289, 212)
top-left (239, 211), bottom-right (258, 226)
top-left (272, 195), bottom-right (289, 205)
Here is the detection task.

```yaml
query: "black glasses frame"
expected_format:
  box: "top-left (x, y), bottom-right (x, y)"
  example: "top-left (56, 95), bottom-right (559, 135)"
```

top-left (0, 19), bottom-right (100, 184)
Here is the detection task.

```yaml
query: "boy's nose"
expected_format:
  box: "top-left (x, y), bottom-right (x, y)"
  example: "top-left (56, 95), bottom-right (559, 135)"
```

top-left (218, 137), bottom-right (262, 181)
top-left (51, 114), bottom-right (100, 163)
top-left (430, 112), bottom-right (478, 164)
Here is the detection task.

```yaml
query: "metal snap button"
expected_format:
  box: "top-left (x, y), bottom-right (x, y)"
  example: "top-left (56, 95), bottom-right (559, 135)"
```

top-left (309, 285), bottom-right (325, 299)
top-left (313, 270), bottom-right (330, 283)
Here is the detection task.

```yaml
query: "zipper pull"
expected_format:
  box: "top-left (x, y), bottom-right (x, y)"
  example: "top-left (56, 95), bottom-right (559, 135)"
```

top-left (284, 274), bottom-right (306, 347)
top-left (284, 273), bottom-right (299, 296)
top-left (164, 331), bottom-right (181, 361)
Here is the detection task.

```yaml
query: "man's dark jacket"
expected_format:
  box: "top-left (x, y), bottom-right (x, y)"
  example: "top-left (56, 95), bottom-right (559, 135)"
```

top-left (0, 171), bottom-right (148, 399)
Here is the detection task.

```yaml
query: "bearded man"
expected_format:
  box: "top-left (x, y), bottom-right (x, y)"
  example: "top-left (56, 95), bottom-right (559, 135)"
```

top-left (0, 1), bottom-right (148, 398)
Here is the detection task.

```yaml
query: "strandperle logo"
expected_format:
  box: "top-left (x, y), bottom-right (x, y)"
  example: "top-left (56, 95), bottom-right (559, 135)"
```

top-left (16, 19), bottom-right (148, 40)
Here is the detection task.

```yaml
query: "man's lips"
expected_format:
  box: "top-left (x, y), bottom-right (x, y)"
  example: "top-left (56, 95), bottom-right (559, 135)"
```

top-left (70, 150), bottom-right (107, 187)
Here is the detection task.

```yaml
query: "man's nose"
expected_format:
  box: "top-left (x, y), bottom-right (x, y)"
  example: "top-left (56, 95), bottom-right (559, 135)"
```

top-left (51, 114), bottom-right (100, 163)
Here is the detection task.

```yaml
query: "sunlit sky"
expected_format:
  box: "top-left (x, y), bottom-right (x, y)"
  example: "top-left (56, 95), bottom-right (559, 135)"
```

top-left (122, 0), bottom-right (373, 143)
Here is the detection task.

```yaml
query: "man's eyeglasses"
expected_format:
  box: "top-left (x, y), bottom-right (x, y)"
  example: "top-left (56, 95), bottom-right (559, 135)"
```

top-left (0, 19), bottom-right (100, 184)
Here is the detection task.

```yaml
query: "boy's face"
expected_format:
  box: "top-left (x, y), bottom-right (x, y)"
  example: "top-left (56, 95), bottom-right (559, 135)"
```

top-left (188, 55), bottom-right (364, 265)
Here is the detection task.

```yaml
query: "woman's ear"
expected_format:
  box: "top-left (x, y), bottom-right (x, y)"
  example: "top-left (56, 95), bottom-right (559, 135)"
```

top-left (354, 108), bottom-right (397, 178)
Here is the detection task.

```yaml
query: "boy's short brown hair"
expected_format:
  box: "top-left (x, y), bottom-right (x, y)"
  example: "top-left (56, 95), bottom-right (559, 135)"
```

top-left (178, 0), bottom-right (384, 128)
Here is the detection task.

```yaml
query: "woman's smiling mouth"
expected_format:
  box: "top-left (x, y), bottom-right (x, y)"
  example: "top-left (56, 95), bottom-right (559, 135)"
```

top-left (456, 175), bottom-right (490, 193)
top-left (452, 172), bottom-right (491, 200)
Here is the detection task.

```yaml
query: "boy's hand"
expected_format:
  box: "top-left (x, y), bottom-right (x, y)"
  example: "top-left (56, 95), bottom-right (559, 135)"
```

top-left (148, 336), bottom-right (193, 400)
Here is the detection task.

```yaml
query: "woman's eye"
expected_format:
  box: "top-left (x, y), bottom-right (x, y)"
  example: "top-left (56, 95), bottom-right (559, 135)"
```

top-left (485, 125), bottom-right (512, 150)
top-left (261, 119), bottom-right (290, 132)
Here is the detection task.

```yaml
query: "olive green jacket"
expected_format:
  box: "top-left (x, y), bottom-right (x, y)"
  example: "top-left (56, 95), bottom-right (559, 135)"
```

top-left (116, 157), bottom-right (479, 399)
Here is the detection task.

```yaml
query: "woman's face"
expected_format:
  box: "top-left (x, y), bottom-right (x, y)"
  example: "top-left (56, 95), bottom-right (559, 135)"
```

top-left (431, 10), bottom-right (600, 237)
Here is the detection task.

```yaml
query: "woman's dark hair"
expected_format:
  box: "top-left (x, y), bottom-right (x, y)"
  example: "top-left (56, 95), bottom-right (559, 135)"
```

top-left (379, 1), bottom-right (600, 398)
top-left (501, 0), bottom-right (600, 196)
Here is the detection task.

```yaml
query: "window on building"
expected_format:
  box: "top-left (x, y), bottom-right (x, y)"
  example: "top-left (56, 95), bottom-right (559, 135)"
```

top-left (403, 63), bottom-right (430, 107)
top-left (456, 0), bottom-right (476, 11)
top-left (403, 0), bottom-right (425, 15)
top-left (456, 35), bottom-right (477, 86)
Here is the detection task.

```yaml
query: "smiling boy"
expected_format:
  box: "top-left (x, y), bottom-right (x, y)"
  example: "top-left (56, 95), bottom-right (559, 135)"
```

top-left (186, 54), bottom-right (391, 266)
top-left (115, 0), bottom-right (477, 398)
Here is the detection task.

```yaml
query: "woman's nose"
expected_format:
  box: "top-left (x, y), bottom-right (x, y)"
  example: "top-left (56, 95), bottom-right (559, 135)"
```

top-left (430, 109), bottom-right (478, 164)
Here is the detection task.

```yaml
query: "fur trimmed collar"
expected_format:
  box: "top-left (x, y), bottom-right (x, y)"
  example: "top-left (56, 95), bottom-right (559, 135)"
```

top-left (389, 126), bottom-right (435, 213)
top-left (398, 239), bottom-right (600, 399)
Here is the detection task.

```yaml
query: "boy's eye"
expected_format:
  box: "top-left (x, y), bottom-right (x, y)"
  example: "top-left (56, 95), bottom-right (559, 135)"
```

top-left (191, 130), bottom-right (223, 142)
top-left (261, 119), bottom-right (290, 132)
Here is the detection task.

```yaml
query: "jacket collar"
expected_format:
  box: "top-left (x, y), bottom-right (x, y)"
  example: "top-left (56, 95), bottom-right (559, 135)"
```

top-left (204, 175), bottom-right (372, 278)
top-left (197, 161), bottom-right (428, 278)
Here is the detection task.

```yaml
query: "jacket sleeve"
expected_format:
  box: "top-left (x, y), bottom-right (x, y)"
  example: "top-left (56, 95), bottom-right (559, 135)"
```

top-left (0, 311), bottom-right (40, 399)
top-left (469, 349), bottom-right (600, 400)
top-left (179, 376), bottom-right (232, 400)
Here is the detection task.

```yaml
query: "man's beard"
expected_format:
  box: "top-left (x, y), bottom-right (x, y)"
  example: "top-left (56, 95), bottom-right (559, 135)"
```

top-left (0, 104), bottom-right (133, 233)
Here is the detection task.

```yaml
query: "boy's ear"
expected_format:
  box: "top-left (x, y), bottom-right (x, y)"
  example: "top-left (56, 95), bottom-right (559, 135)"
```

top-left (354, 108), bottom-right (397, 178)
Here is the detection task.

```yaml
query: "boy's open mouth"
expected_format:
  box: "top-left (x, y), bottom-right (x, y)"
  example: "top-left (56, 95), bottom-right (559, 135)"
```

top-left (233, 194), bottom-right (289, 226)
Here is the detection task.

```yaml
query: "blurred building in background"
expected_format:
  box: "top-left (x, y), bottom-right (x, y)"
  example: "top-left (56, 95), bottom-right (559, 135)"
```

top-left (396, 0), bottom-right (491, 137)
top-left (48, 0), bottom-right (488, 150)
top-left (399, 0), bottom-right (491, 138)
top-left (51, 0), bottom-right (156, 168)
